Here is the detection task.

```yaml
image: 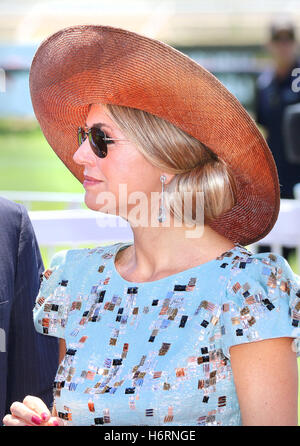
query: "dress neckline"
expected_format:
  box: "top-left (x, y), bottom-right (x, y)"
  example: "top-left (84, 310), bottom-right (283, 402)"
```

top-left (111, 241), bottom-right (245, 286)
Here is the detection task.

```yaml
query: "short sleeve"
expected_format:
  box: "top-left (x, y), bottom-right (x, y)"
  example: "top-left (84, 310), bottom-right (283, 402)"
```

top-left (33, 249), bottom-right (71, 339)
top-left (221, 252), bottom-right (300, 359)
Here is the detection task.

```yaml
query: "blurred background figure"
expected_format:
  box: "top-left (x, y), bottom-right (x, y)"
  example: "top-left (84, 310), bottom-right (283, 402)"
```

top-left (255, 19), bottom-right (300, 258)
top-left (255, 19), bottom-right (300, 198)
top-left (0, 197), bottom-right (59, 423)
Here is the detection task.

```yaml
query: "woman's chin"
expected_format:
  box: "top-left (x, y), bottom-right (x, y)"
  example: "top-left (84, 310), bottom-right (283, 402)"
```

top-left (83, 197), bottom-right (115, 215)
top-left (84, 196), bottom-right (101, 212)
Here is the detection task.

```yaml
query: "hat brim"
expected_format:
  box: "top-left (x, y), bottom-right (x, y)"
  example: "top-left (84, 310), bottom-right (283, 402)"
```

top-left (29, 24), bottom-right (280, 246)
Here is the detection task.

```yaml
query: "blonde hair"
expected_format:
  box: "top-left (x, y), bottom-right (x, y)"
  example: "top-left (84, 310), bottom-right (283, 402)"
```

top-left (104, 103), bottom-right (237, 225)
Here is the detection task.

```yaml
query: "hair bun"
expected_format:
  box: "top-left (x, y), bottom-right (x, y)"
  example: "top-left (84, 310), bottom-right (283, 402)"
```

top-left (165, 157), bottom-right (237, 225)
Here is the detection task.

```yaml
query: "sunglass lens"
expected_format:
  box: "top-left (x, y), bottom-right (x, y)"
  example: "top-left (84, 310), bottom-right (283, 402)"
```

top-left (90, 127), bottom-right (107, 158)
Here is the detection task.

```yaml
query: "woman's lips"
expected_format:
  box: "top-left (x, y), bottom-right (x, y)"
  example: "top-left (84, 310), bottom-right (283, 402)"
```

top-left (83, 176), bottom-right (103, 187)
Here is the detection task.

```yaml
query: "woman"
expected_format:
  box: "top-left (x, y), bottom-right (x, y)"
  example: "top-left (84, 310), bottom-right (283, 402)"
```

top-left (3, 25), bottom-right (300, 426)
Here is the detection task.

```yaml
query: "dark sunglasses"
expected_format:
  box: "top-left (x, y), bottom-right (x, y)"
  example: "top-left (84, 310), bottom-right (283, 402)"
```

top-left (78, 126), bottom-right (128, 158)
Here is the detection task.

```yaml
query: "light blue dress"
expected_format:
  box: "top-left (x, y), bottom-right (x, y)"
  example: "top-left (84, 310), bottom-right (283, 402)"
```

top-left (33, 242), bottom-right (300, 426)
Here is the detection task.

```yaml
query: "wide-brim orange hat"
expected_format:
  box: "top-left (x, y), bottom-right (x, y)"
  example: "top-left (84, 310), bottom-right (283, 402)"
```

top-left (29, 24), bottom-right (280, 246)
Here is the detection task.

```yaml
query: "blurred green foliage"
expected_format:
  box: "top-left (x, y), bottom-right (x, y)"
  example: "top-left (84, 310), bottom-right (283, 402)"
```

top-left (0, 118), bottom-right (82, 202)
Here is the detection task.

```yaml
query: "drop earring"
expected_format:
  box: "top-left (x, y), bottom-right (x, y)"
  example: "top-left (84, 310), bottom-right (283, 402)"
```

top-left (158, 175), bottom-right (167, 223)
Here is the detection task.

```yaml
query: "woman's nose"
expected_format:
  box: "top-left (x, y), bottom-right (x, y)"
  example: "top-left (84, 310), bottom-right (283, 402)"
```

top-left (73, 137), bottom-right (96, 166)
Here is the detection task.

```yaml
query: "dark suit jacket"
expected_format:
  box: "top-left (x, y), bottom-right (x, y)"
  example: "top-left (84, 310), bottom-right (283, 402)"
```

top-left (0, 197), bottom-right (59, 422)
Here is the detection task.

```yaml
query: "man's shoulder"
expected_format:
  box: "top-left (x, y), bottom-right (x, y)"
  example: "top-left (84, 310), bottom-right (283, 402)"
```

top-left (0, 197), bottom-right (26, 234)
top-left (0, 198), bottom-right (33, 247)
top-left (0, 196), bottom-right (23, 216)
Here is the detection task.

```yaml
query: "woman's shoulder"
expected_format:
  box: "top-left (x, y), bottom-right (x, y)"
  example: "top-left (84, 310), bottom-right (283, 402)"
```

top-left (220, 245), bottom-right (300, 359)
top-left (44, 242), bottom-right (121, 274)
top-left (223, 245), bottom-right (300, 313)
top-left (33, 242), bottom-right (122, 339)
top-left (225, 245), bottom-right (299, 291)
